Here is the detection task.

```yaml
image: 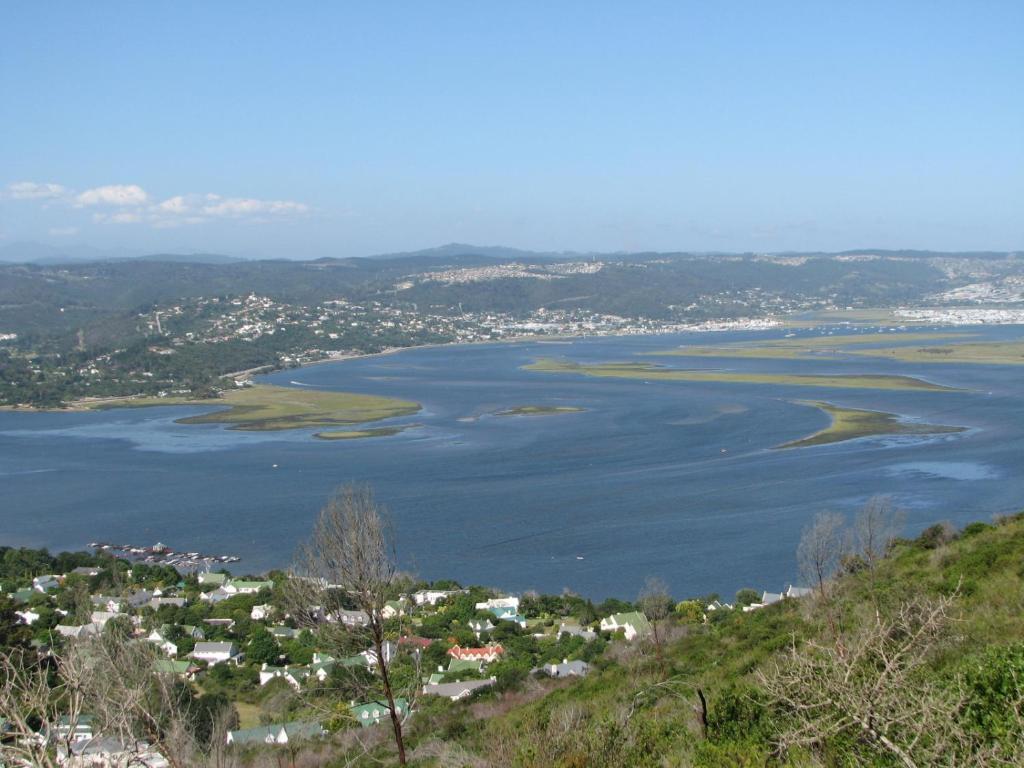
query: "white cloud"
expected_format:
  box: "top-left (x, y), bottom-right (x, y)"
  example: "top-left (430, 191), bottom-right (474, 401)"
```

top-left (201, 195), bottom-right (309, 218)
top-left (48, 226), bottom-right (79, 236)
top-left (93, 211), bottom-right (142, 224)
top-left (9, 178), bottom-right (309, 228)
top-left (7, 181), bottom-right (66, 200)
top-left (76, 184), bottom-right (149, 207)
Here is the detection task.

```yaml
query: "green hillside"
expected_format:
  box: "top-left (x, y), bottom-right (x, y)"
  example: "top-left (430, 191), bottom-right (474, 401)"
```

top-left (396, 514), bottom-right (1024, 767)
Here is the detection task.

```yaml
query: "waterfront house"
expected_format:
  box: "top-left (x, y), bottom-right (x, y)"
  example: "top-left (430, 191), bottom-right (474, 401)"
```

top-left (600, 611), bottom-right (652, 641)
top-left (785, 585), bottom-right (813, 599)
top-left (382, 599), bottom-right (408, 619)
top-left (422, 677), bottom-right (496, 701)
top-left (191, 641), bottom-right (243, 666)
top-left (197, 572), bottom-right (228, 586)
top-left (475, 596), bottom-right (520, 612)
top-left (350, 698), bottom-right (408, 727)
top-left (412, 588), bottom-right (462, 606)
top-left (127, 589), bottom-right (154, 610)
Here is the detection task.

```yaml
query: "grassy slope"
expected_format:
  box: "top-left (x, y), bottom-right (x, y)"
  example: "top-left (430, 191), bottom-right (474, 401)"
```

top-left (396, 514), bottom-right (1024, 767)
top-left (777, 400), bottom-right (965, 449)
top-left (524, 358), bottom-right (956, 392)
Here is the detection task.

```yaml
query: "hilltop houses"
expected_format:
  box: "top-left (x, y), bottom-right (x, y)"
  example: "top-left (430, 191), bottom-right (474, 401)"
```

top-left (190, 642), bottom-right (243, 666)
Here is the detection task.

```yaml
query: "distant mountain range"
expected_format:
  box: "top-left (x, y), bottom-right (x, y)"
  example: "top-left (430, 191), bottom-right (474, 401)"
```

top-left (2, 239), bottom-right (1018, 266)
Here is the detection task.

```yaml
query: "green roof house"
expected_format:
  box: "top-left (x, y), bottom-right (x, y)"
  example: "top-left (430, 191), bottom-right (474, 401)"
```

top-left (599, 611), bottom-right (652, 641)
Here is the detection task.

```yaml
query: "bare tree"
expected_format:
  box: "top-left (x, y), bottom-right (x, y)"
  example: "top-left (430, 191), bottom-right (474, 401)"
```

top-left (757, 589), bottom-right (1020, 767)
top-left (0, 648), bottom-right (88, 768)
top-left (637, 577), bottom-right (673, 678)
top-left (854, 496), bottom-right (904, 573)
top-left (797, 511), bottom-right (847, 599)
top-left (285, 484), bottom-right (415, 765)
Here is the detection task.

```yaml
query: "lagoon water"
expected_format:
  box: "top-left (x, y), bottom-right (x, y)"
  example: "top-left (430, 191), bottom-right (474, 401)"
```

top-left (2, 326), bottom-right (1022, 599)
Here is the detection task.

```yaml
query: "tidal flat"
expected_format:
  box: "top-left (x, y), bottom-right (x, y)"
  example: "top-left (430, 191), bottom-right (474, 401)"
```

top-left (102, 384), bottom-right (421, 431)
top-left (495, 405), bottom-right (585, 416)
top-left (778, 401), bottom-right (965, 449)
top-left (523, 358), bottom-right (955, 392)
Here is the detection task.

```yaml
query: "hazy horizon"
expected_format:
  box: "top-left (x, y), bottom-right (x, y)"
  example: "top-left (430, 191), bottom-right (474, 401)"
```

top-left (3, 2), bottom-right (1022, 258)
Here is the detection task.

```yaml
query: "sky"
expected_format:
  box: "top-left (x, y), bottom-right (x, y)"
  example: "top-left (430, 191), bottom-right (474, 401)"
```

top-left (2, 2), bottom-right (1022, 258)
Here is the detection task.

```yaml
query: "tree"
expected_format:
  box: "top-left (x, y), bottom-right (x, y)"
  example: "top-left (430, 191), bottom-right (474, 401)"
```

top-left (675, 600), bottom-right (704, 624)
top-left (757, 589), bottom-right (1020, 767)
top-left (285, 484), bottom-right (416, 765)
top-left (797, 511), bottom-right (847, 599)
top-left (854, 496), bottom-right (904, 574)
top-left (735, 588), bottom-right (760, 607)
top-left (638, 577), bottom-right (673, 677)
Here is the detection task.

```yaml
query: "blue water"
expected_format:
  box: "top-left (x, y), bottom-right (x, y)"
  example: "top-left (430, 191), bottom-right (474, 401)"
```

top-left (1, 325), bottom-right (1022, 600)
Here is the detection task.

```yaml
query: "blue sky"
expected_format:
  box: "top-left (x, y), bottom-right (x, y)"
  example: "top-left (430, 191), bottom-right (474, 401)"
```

top-left (2, 2), bottom-right (1021, 258)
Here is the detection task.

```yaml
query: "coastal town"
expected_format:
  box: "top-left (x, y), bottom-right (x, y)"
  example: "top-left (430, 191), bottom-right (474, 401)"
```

top-left (1, 543), bottom-right (810, 765)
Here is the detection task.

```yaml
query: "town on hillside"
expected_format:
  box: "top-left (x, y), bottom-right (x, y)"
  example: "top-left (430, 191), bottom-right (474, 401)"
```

top-left (0, 545), bottom-right (808, 765)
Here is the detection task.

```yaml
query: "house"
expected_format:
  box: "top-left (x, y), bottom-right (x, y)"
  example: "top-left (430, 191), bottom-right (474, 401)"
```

top-left (203, 618), bottom-right (234, 630)
top-left (190, 642), bottom-right (243, 666)
top-left (422, 677), bottom-right (496, 701)
top-left (350, 698), bottom-right (408, 727)
top-left (259, 664), bottom-right (309, 690)
top-left (250, 603), bottom-right (273, 621)
top-left (154, 659), bottom-right (199, 679)
top-left (199, 586), bottom-right (232, 604)
top-left (55, 623), bottom-right (100, 640)
top-left (149, 597), bottom-right (186, 610)
top-left (600, 612), bottom-right (652, 641)
top-left (90, 595), bottom-right (124, 613)
top-left (336, 608), bottom-right (371, 628)
top-left (447, 644), bottom-right (505, 663)
top-left (33, 575), bottom-right (61, 593)
top-left (226, 720), bottom-right (325, 746)
top-left (197, 572), bottom-right (228, 586)
top-left (223, 579), bottom-right (273, 596)
top-left (398, 635), bottom-right (433, 651)
top-left (447, 658), bottom-right (484, 675)
top-left (69, 566), bottom-right (103, 578)
top-left (127, 590), bottom-right (154, 610)
top-left (146, 629), bottom-right (178, 657)
top-left (268, 626), bottom-right (301, 641)
top-left (468, 618), bottom-right (496, 638)
top-left (412, 589), bottom-right (461, 606)
top-left (475, 596), bottom-right (519, 612)
top-left (557, 622), bottom-right (597, 641)
top-left (15, 608), bottom-right (41, 625)
top-left (539, 659), bottom-right (590, 678)
top-left (361, 640), bottom-right (398, 668)
top-left (46, 714), bottom-right (94, 743)
top-left (785, 585), bottom-right (813, 599)
top-left (58, 736), bottom-right (170, 767)
top-left (382, 599), bottom-right (408, 619)
top-left (90, 610), bottom-right (125, 628)
top-left (487, 606), bottom-right (527, 628)
top-left (10, 587), bottom-right (34, 603)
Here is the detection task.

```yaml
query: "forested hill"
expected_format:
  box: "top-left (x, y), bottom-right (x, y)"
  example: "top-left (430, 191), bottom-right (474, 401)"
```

top-left (3, 247), bottom-right (1018, 341)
